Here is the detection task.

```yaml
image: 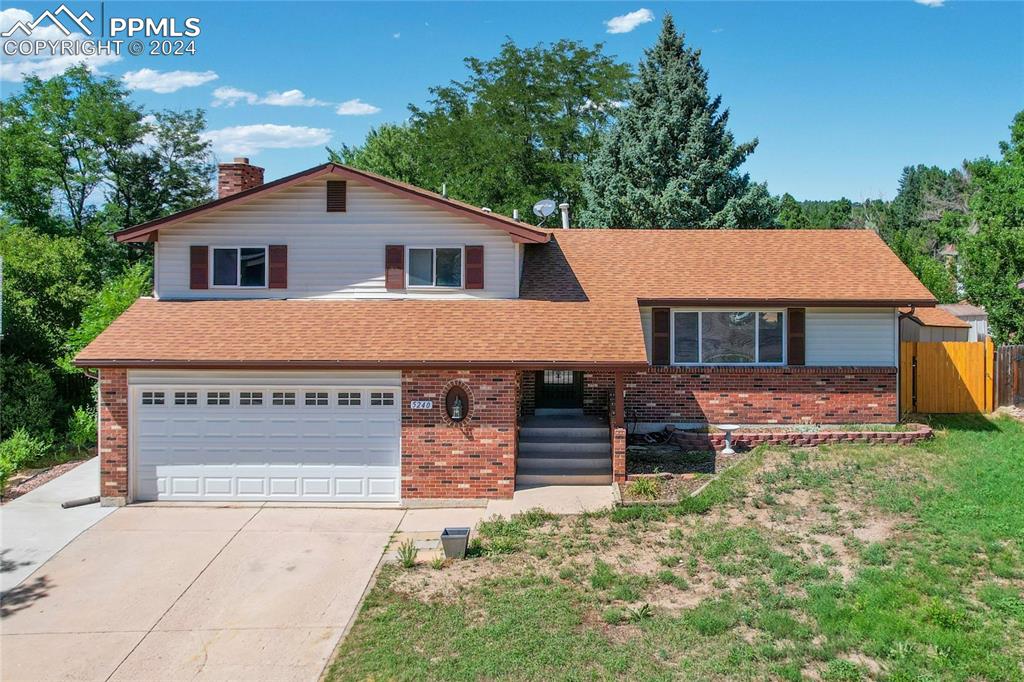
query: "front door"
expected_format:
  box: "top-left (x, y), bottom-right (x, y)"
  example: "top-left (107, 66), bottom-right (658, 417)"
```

top-left (535, 370), bottom-right (583, 409)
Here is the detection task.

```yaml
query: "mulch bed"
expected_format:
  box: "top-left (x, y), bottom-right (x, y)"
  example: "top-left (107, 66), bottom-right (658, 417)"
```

top-left (0, 457), bottom-right (92, 504)
top-left (618, 444), bottom-right (748, 504)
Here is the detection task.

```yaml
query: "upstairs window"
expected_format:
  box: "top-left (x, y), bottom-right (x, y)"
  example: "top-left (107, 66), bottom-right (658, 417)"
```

top-left (407, 247), bottom-right (462, 288)
top-left (213, 247), bottom-right (266, 287)
top-left (672, 310), bottom-right (785, 365)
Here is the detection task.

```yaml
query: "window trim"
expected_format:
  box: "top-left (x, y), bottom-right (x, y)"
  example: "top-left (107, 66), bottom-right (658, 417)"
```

top-left (210, 245), bottom-right (269, 289)
top-left (669, 308), bottom-right (787, 366)
top-left (405, 246), bottom-right (465, 289)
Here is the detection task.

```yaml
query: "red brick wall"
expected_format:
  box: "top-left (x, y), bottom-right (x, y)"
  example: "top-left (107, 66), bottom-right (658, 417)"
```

top-left (520, 371), bottom-right (536, 417)
top-left (622, 366), bottom-right (897, 424)
top-left (583, 371), bottom-right (615, 417)
top-left (401, 370), bottom-right (519, 499)
top-left (98, 368), bottom-right (129, 505)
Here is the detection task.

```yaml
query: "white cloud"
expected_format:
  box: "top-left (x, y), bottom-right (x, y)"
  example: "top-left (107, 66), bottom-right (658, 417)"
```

top-left (260, 89), bottom-right (328, 107)
top-left (605, 8), bottom-right (654, 34)
top-left (392, 32), bottom-right (401, 39)
top-left (211, 86), bottom-right (258, 107)
top-left (202, 124), bottom-right (332, 155)
top-left (711, 27), bottom-right (724, 34)
top-left (122, 68), bottom-right (218, 94)
top-left (914, 0), bottom-right (944, 6)
top-left (336, 98), bottom-right (381, 116)
top-left (213, 86), bottom-right (329, 108)
top-left (0, 7), bottom-right (121, 82)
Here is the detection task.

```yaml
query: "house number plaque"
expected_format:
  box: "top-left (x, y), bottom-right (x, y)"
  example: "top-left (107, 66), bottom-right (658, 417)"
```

top-left (410, 400), bottom-right (433, 410)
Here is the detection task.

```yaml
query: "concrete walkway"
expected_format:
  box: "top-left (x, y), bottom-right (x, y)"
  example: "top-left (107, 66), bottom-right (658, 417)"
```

top-left (485, 484), bottom-right (616, 517)
top-left (1, 458), bottom-right (113, 593)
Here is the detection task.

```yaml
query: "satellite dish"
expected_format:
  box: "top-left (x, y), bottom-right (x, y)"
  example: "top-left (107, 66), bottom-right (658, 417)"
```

top-left (533, 199), bottom-right (557, 219)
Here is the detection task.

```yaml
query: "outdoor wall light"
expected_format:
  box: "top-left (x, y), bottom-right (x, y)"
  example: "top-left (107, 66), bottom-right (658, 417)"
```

top-left (445, 384), bottom-right (470, 423)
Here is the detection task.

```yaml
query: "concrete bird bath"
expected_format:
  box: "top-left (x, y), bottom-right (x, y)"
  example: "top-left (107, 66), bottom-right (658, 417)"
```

top-left (718, 424), bottom-right (740, 454)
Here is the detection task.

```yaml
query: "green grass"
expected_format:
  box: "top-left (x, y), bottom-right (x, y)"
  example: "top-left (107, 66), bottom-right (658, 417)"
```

top-left (327, 415), bottom-right (1024, 681)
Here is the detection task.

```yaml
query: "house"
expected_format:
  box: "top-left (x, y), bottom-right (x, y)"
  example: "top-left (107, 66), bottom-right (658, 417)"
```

top-left (75, 159), bottom-right (936, 506)
top-left (938, 303), bottom-right (989, 341)
top-left (900, 306), bottom-right (972, 342)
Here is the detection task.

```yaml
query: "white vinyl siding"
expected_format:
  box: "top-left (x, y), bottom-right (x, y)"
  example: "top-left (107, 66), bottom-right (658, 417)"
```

top-left (155, 177), bottom-right (519, 299)
top-left (640, 306), bottom-right (896, 367)
top-left (805, 308), bottom-right (897, 366)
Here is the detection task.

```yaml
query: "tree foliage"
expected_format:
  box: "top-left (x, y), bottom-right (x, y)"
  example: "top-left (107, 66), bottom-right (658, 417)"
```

top-left (579, 15), bottom-right (777, 228)
top-left (959, 112), bottom-right (1024, 343)
top-left (330, 38), bottom-right (630, 220)
top-left (0, 67), bottom-right (213, 441)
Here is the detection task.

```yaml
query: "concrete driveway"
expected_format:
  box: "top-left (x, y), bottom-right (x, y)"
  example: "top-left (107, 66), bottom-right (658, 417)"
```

top-left (1, 505), bottom-right (404, 681)
top-left (1, 458), bottom-right (114, 592)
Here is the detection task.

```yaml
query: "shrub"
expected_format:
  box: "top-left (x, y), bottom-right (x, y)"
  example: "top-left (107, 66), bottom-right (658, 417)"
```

top-left (626, 477), bottom-right (662, 499)
top-left (66, 406), bottom-right (97, 452)
top-left (1, 359), bottom-right (57, 438)
top-left (0, 428), bottom-right (51, 490)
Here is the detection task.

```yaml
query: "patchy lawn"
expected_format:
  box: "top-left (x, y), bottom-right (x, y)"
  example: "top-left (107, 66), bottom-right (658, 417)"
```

top-left (328, 416), bottom-right (1024, 681)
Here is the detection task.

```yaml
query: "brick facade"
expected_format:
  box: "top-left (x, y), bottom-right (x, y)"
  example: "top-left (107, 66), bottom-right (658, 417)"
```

top-left (98, 368), bottom-right (129, 505)
top-left (522, 367), bottom-right (897, 425)
top-left (401, 369), bottom-right (519, 499)
top-left (622, 366), bottom-right (898, 424)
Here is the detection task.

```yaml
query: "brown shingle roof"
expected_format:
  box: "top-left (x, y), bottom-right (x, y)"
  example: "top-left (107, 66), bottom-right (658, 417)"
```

top-left (900, 306), bottom-right (971, 328)
top-left (76, 229), bottom-right (935, 368)
top-left (547, 229), bottom-right (936, 306)
top-left (74, 298), bottom-right (647, 368)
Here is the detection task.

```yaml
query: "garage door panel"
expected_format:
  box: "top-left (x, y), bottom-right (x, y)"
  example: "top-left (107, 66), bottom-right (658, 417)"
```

top-left (134, 383), bottom-right (400, 502)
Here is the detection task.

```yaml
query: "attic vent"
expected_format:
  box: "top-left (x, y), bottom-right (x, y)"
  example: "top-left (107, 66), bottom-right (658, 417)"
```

top-left (326, 180), bottom-right (347, 212)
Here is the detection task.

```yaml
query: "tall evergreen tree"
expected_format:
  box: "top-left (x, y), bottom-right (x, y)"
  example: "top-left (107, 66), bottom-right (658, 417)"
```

top-left (778, 193), bottom-right (809, 229)
top-left (579, 14), bottom-right (777, 228)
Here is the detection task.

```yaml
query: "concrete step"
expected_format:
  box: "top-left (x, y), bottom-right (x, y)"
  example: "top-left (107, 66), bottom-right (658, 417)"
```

top-left (517, 455), bottom-right (611, 471)
top-left (516, 472), bottom-right (613, 486)
top-left (520, 426), bottom-right (609, 440)
top-left (519, 440), bottom-right (611, 456)
top-left (518, 457), bottom-right (611, 474)
top-left (534, 408), bottom-right (585, 417)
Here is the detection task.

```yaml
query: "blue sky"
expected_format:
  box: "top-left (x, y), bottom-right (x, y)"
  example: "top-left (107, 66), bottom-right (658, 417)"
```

top-left (2, 1), bottom-right (1021, 200)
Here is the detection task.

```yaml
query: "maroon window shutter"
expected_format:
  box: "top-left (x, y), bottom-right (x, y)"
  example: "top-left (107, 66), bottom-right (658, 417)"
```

top-left (189, 245), bottom-right (208, 290)
top-left (787, 308), bottom-right (806, 366)
top-left (465, 245), bottom-right (484, 289)
top-left (652, 307), bottom-right (670, 366)
top-left (385, 245), bottom-right (405, 290)
top-left (268, 245), bottom-right (288, 289)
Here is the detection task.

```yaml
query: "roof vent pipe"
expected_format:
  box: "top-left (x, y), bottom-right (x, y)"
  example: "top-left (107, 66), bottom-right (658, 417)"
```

top-left (513, 209), bottom-right (520, 221)
top-left (559, 202), bottom-right (570, 229)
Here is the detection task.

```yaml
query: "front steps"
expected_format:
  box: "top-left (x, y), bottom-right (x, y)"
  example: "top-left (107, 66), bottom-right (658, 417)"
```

top-left (517, 409), bottom-right (612, 486)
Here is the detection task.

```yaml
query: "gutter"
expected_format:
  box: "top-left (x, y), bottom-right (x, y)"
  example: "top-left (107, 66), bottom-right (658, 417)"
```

top-left (73, 358), bottom-right (653, 371)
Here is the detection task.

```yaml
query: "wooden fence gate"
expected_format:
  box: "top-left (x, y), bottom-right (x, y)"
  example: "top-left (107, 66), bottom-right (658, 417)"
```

top-left (996, 344), bottom-right (1024, 407)
top-left (900, 340), bottom-right (995, 414)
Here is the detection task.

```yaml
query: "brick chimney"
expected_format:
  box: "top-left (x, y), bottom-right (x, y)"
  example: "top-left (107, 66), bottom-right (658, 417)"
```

top-left (217, 157), bottom-right (264, 198)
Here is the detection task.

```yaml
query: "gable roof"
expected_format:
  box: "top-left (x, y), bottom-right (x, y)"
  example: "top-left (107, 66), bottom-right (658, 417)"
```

top-left (113, 163), bottom-right (550, 244)
top-left (900, 306), bottom-right (971, 328)
top-left (536, 229), bottom-right (937, 307)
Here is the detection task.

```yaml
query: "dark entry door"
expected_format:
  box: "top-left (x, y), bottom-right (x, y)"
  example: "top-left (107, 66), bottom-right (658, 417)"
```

top-left (536, 370), bottom-right (583, 409)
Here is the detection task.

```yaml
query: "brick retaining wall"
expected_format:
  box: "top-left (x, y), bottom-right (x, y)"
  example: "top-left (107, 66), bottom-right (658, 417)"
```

top-left (669, 423), bottom-right (932, 452)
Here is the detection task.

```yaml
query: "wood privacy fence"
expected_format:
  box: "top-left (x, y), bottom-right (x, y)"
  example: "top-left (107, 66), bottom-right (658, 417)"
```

top-left (900, 339), bottom-right (995, 414)
top-left (996, 344), bottom-right (1024, 407)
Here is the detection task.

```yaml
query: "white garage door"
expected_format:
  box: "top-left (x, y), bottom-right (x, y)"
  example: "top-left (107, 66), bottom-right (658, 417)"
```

top-left (133, 383), bottom-right (401, 502)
